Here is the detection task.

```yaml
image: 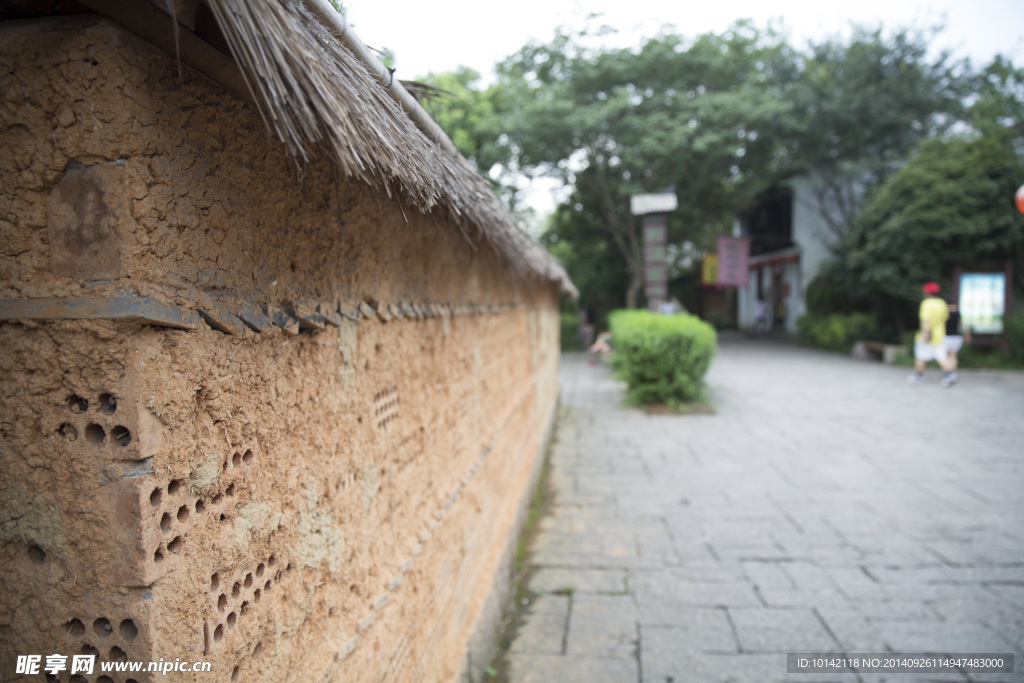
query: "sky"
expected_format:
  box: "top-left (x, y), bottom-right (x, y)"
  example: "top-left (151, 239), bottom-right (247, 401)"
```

top-left (342, 0), bottom-right (1024, 227)
top-left (345, 0), bottom-right (1024, 80)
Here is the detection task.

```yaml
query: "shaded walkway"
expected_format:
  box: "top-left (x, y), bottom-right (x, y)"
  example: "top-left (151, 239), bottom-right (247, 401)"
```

top-left (504, 339), bottom-right (1024, 682)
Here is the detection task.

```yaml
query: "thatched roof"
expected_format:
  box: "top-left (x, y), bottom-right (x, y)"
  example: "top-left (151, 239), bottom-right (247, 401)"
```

top-left (199, 0), bottom-right (575, 297)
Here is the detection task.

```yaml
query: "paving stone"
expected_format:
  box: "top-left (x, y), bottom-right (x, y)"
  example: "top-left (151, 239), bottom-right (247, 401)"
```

top-left (634, 576), bottom-right (762, 609)
top-left (729, 608), bottom-right (838, 652)
top-left (641, 648), bottom-right (807, 683)
top-left (565, 594), bottom-right (638, 658)
top-left (638, 609), bottom-right (737, 647)
top-left (872, 620), bottom-right (1018, 654)
top-left (504, 345), bottom-right (1024, 682)
top-left (815, 609), bottom-right (890, 651)
top-left (506, 654), bottom-right (638, 683)
top-left (509, 594), bottom-right (570, 655)
top-left (529, 568), bottom-right (627, 594)
top-left (854, 601), bottom-right (942, 622)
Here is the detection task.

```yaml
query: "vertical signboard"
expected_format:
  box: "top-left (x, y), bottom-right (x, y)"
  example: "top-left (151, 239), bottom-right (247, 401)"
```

top-left (643, 214), bottom-right (668, 302)
top-left (959, 272), bottom-right (1006, 334)
top-left (716, 237), bottom-right (751, 287)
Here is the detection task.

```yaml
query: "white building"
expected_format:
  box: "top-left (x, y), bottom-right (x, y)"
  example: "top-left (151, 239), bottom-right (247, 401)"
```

top-left (736, 176), bottom-right (858, 332)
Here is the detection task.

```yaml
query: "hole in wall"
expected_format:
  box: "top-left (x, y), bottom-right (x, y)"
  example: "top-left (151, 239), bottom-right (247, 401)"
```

top-left (255, 563), bottom-right (265, 578)
top-left (264, 580), bottom-right (272, 592)
top-left (57, 423), bottom-right (78, 441)
top-left (227, 612), bottom-right (237, 628)
top-left (167, 479), bottom-right (182, 495)
top-left (225, 484), bottom-right (235, 497)
top-left (218, 594), bottom-right (227, 612)
top-left (167, 536), bottom-right (183, 554)
top-left (67, 395), bottom-right (88, 413)
top-left (195, 500), bottom-right (205, 513)
top-left (253, 589), bottom-right (261, 603)
top-left (70, 676), bottom-right (87, 683)
top-left (242, 449), bottom-right (253, 464)
top-left (177, 505), bottom-right (189, 523)
top-left (252, 641), bottom-right (262, 657)
top-left (150, 488), bottom-right (162, 507)
top-left (211, 573), bottom-right (220, 591)
top-left (98, 393), bottom-right (117, 414)
top-left (231, 582), bottom-right (240, 599)
top-left (118, 619), bottom-right (138, 642)
top-left (232, 453), bottom-right (241, 468)
top-left (93, 618), bottom-right (112, 637)
top-left (65, 618), bottom-right (85, 637)
top-left (231, 665), bottom-right (239, 682)
top-left (240, 601), bottom-right (249, 615)
top-left (214, 625), bottom-right (224, 642)
top-left (108, 646), bottom-right (127, 662)
top-left (81, 644), bottom-right (99, 657)
top-left (97, 676), bottom-right (114, 683)
top-left (244, 573), bottom-right (252, 589)
top-left (27, 544), bottom-right (45, 563)
top-left (154, 550), bottom-right (164, 563)
top-left (111, 426), bottom-right (131, 447)
top-left (212, 494), bottom-right (223, 504)
top-left (268, 555), bottom-right (276, 566)
top-left (160, 513), bottom-right (172, 533)
top-left (84, 424), bottom-right (105, 445)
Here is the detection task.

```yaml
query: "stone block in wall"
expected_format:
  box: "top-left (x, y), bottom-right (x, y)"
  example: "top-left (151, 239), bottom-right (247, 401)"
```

top-left (47, 162), bottom-right (131, 281)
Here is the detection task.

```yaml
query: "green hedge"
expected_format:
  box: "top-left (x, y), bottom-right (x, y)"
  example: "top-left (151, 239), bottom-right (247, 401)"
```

top-left (608, 310), bottom-right (717, 406)
top-left (1006, 308), bottom-right (1024, 364)
top-left (796, 312), bottom-right (879, 352)
top-left (560, 312), bottom-right (582, 350)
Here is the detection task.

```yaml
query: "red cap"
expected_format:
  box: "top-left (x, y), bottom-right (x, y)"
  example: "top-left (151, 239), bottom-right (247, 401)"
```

top-left (922, 282), bottom-right (941, 294)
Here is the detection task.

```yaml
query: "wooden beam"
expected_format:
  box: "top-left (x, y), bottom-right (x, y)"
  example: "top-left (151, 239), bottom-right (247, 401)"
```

top-left (79, 0), bottom-right (252, 103)
top-left (0, 296), bottom-right (201, 330)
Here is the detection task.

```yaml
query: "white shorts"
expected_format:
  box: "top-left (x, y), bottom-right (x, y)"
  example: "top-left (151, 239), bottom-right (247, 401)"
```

top-left (944, 335), bottom-right (964, 353)
top-left (915, 341), bottom-right (948, 362)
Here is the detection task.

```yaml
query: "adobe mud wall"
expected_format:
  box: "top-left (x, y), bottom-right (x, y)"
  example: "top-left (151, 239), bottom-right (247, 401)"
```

top-left (0, 16), bottom-right (561, 683)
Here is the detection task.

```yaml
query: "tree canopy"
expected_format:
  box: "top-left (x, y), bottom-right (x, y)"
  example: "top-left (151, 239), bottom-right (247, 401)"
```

top-left (419, 23), bottom-right (1020, 321)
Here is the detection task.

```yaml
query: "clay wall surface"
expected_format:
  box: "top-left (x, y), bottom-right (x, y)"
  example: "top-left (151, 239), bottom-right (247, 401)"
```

top-left (0, 17), bottom-right (561, 683)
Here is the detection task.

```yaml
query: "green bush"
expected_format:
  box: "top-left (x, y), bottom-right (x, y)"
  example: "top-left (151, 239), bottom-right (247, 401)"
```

top-left (797, 312), bottom-right (879, 352)
top-left (608, 310), bottom-right (717, 406)
top-left (560, 312), bottom-right (582, 350)
top-left (805, 266), bottom-right (856, 316)
top-left (1006, 308), bottom-right (1024, 364)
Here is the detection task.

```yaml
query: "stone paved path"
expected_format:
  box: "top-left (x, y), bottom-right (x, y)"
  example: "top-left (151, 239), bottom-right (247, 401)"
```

top-left (503, 338), bottom-right (1024, 683)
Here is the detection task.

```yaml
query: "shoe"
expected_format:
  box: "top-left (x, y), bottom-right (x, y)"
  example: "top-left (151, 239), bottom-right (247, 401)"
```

top-left (907, 373), bottom-right (923, 385)
top-left (941, 372), bottom-right (957, 388)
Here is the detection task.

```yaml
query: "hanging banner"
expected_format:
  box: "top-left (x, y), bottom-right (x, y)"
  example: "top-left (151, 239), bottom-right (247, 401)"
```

top-left (716, 236), bottom-right (751, 287)
top-left (701, 254), bottom-right (719, 285)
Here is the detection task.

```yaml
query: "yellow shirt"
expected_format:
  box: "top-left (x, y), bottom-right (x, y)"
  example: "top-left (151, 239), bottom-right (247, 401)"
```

top-left (916, 297), bottom-right (948, 345)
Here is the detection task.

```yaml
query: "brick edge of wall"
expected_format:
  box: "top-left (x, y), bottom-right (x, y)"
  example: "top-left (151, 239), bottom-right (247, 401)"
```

top-left (455, 391), bottom-right (559, 683)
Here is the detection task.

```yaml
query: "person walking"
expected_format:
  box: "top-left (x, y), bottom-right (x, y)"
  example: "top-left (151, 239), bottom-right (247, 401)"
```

top-left (909, 282), bottom-right (957, 387)
top-left (580, 306), bottom-right (595, 349)
top-left (944, 300), bottom-right (971, 375)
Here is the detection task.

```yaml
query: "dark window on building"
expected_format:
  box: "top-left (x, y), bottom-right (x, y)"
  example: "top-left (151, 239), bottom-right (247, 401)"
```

top-left (744, 187), bottom-right (793, 256)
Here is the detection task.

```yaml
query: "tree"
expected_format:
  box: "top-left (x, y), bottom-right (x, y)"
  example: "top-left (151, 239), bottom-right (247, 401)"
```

top-left (497, 23), bottom-right (799, 308)
top-left (969, 55), bottom-right (1024, 147)
top-left (841, 133), bottom-right (1024, 331)
top-left (788, 26), bottom-right (970, 242)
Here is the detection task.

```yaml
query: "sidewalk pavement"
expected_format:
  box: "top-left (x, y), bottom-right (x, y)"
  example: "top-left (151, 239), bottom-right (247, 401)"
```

top-left (503, 339), bottom-right (1024, 683)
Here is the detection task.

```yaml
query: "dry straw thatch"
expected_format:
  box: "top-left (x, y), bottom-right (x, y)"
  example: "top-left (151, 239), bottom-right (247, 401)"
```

top-left (205, 0), bottom-right (575, 296)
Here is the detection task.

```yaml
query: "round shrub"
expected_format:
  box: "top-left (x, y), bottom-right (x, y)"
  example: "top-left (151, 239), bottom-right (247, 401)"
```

top-left (608, 310), bottom-right (717, 406)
